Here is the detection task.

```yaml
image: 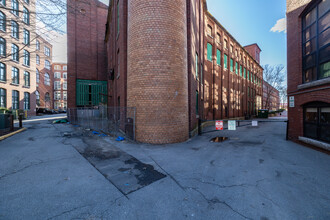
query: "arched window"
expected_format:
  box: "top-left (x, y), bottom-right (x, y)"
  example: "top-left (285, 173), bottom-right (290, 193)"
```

top-left (36, 69), bottom-right (40, 83)
top-left (11, 20), bottom-right (19, 38)
top-left (0, 37), bottom-right (5, 56)
top-left (23, 7), bottom-right (29, 24)
top-left (45, 92), bottom-right (50, 102)
top-left (35, 90), bottom-right (40, 106)
top-left (0, 11), bottom-right (5, 31)
top-left (44, 73), bottom-right (50, 85)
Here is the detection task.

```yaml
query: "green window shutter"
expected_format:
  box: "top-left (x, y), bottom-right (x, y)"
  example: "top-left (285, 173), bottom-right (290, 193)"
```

top-left (240, 66), bottom-right (243, 77)
top-left (217, 49), bottom-right (221, 65)
top-left (244, 68), bottom-right (246, 78)
top-left (224, 54), bottom-right (228, 69)
top-left (76, 79), bottom-right (107, 106)
top-left (196, 53), bottom-right (198, 78)
top-left (235, 62), bottom-right (238, 74)
top-left (248, 71), bottom-right (250, 81)
top-left (207, 43), bottom-right (212, 61)
top-left (230, 59), bottom-right (233, 72)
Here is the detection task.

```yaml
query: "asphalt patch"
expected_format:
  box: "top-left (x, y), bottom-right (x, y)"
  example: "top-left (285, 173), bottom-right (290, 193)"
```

top-left (80, 144), bottom-right (166, 195)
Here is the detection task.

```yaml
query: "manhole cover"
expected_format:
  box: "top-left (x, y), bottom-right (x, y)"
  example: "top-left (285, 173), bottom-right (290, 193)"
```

top-left (210, 137), bottom-right (229, 142)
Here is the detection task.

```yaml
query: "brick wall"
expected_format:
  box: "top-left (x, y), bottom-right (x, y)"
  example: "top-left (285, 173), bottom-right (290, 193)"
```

top-left (67, 0), bottom-right (108, 108)
top-left (127, 0), bottom-right (189, 144)
top-left (286, 0), bottom-right (330, 142)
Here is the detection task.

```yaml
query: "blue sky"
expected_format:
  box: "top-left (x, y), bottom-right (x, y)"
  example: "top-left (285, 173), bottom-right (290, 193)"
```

top-left (206, 0), bottom-right (287, 68)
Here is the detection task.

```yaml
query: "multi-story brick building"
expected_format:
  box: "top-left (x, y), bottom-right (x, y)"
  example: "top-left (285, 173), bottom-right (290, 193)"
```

top-left (52, 63), bottom-right (67, 110)
top-left (0, 0), bottom-right (36, 116)
top-left (67, 0), bottom-right (263, 144)
top-left (35, 35), bottom-right (53, 109)
top-left (263, 80), bottom-right (280, 111)
top-left (287, 0), bottom-right (329, 145)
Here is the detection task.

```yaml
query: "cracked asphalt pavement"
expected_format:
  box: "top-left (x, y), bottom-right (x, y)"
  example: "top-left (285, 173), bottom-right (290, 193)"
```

top-left (0, 114), bottom-right (330, 220)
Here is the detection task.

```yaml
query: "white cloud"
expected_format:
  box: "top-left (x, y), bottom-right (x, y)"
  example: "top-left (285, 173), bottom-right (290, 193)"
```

top-left (270, 17), bottom-right (287, 33)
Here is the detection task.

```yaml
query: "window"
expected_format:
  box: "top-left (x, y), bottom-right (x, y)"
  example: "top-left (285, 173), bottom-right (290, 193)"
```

top-left (0, 0), bottom-right (5, 6)
top-left (304, 103), bottom-right (330, 143)
top-left (44, 46), bottom-right (50, 56)
top-left (195, 53), bottom-right (198, 78)
top-left (11, 67), bottom-right (19, 84)
top-left (248, 70), bottom-right (250, 81)
top-left (54, 72), bottom-right (61, 79)
top-left (11, 44), bottom-right (19, 61)
top-left (216, 49), bottom-right (221, 65)
top-left (23, 50), bottom-right (30, 66)
top-left (0, 11), bottom-right (6, 31)
top-left (23, 29), bottom-right (30, 45)
top-left (240, 65), bottom-right (243, 77)
top-left (12, 90), bottom-right (19, 109)
top-left (117, 51), bottom-right (120, 78)
top-left (45, 92), bottom-right (50, 103)
top-left (11, 0), bottom-right (19, 16)
top-left (11, 20), bottom-right (19, 39)
top-left (216, 33), bottom-right (221, 43)
top-left (117, 0), bottom-right (120, 35)
top-left (63, 72), bottom-right (67, 79)
top-left (224, 39), bottom-right (227, 49)
top-left (45, 60), bottom-right (50, 69)
top-left (54, 91), bottom-right (61, 100)
top-left (44, 73), bottom-right (50, 85)
top-left (244, 68), bottom-right (246, 78)
top-left (0, 62), bottom-right (5, 81)
top-left (24, 71), bottom-right (30, 87)
top-left (63, 81), bottom-right (67, 90)
top-left (36, 55), bottom-right (40, 65)
top-left (36, 40), bottom-right (40, 50)
top-left (23, 7), bottom-right (29, 24)
top-left (230, 58), bottom-right (233, 72)
top-left (24, 0), bottom-right (29, 4)
top-left (0, 37), bottom-right (5, 56)
top-left (224, 54), bottom-right (228, 69)
top-left (196, 90), bottom-right (199, 115)
top-left (235, 49), bottom-right (238, 57)
top-left (230, 45), bottom-right (233, 53)
top-left (207, 43), bottom-right (212, 61)
top-left (63, 65), bottom-right (67, 70)
top-left (302, 0), bottom-right (330, 82)
top-left (0, 88), bottom-right (6, 108)
top-left (36, 69), bottom-right (39, 83)
top-left (36, 90), bottom-right (40, 106)
top-left (54, 81), bottom-right (60, 90)
top-left (63, 91), bottom-right (67, 100)
top-left (24, 92), bottom-right (30, 110)
top-left (54, 65), bottom-right (61, 70)
top-left (207, 25), bottom-right (212, 37)
top-left (235, 62), bottom-right (238, 74)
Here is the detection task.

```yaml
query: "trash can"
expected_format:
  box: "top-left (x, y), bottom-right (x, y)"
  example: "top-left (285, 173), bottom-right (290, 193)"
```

top-left (258, 109), bottom-right (269, 118)
top-left (0, 114), bottom-right (10, 129)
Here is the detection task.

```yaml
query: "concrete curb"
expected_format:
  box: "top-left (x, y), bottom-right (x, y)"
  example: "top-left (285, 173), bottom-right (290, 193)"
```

top-left (298, 136), bottom-right (330, 151)
top-left (0, 128), bottom-right (27, 141)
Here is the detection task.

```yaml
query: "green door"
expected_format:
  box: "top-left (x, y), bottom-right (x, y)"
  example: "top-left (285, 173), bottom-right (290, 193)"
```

top-left (76, 79), bottom-right (107, 106)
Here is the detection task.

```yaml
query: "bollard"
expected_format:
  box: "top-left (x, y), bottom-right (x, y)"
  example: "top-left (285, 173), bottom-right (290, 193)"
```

top-left (9, 115), bottom-right (14, 131)
top-left (19, 114), bottom-right (23, 128)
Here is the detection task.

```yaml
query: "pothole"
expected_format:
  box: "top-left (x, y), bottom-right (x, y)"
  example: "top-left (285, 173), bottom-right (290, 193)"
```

top-left (210, 137), bottom-right (229, 142)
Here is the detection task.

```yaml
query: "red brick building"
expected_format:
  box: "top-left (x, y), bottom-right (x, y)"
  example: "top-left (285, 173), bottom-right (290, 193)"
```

top-left (287, 0), bottom-right (330, 145)
top-left (263, 81), bottom-right (280, 111)
top-left (36, 35), bottom-right (53, 109)
top-left (52, 63), bottom-right (67, 110)
top-left (67, 0), bottom-right (263, 144)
